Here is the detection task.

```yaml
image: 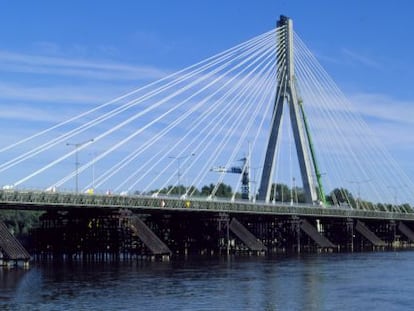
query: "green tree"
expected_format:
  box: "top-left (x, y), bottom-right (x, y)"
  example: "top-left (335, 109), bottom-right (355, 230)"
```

top-left (269, 183), bottom-right (291, 202)
top-left (330, 188), bottom-right (355, 207)
top-left (0, 210), bottom-right (42, 237)
top-left (401, 204), bottom-right (413, 213)
top-left (201, 183), bottom-right (232, 198)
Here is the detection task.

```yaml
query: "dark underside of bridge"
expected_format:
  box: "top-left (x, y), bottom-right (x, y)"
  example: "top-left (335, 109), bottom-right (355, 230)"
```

top-left (0, 206), bottom-right (410, 263)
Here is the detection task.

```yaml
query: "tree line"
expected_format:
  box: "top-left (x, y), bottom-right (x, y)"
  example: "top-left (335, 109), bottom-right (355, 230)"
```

top-left (146, 182), bottom-right (413, 213)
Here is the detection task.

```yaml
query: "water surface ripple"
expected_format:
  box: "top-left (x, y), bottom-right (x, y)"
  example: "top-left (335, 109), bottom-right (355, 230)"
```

top-left (1, 251), bottom-right (413, 310)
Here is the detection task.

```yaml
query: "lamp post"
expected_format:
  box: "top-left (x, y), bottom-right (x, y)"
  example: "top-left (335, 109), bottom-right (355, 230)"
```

top-left (250, 166), bottom-right (262, 203)
top-left (293, 177), bottom-right (298, 204)
top-left (290, 177), bottom-right (298, 205)
top-left (67, 139), bottom-right (94, 193)
top-left (168, 153), bottom-right (195, 196)
top-left (89, 151), bottom-right (97, 192)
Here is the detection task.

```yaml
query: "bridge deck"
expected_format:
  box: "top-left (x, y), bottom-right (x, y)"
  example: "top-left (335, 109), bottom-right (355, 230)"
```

top-left (0, 190), bottom-right (413, 221)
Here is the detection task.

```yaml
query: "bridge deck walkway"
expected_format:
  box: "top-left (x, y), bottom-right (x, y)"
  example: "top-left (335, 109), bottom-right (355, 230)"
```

top-left (0, 190), bottom-right (413, 221)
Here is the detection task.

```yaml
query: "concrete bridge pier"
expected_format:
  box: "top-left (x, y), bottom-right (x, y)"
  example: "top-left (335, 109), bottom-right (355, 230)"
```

top-left (291, 217), bottom-right (301, 253)
top-left (346, 218), bottom-right (355, 252)
top-left (388, 220), bottom-right (397, 248)
top-left (217, 213), bottom-right (230, 255)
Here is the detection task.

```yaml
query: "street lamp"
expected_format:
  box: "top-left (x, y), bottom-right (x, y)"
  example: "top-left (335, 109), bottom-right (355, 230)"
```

top-left (67, 138), bottom-right (94, 193)
top-left (168, 153), bottom-right (195, 195)
top-left (289, 177), bottom-right (298, 205)
top-left (89, 151), bottom-right (97, 192)
top-left (293, 177), bottom-right (298, 205)
top-left (249, 166), bottom-right (262, 203)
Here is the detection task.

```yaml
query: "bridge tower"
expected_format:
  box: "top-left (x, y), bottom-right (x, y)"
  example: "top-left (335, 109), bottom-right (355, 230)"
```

top-left (258, 15), bottom-right (325, 204)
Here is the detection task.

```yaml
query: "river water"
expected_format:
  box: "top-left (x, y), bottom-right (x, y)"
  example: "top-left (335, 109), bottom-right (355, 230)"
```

top-left (1, 251), bottom-right (413, 310)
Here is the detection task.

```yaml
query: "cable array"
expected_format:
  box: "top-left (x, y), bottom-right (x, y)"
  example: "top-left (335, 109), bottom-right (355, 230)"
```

top-left (0, 25), bottom-right (412, 210)
top-left (293, 32), bottom-right (414, 209)
top-left (0, 28), bottom-right (279, 197)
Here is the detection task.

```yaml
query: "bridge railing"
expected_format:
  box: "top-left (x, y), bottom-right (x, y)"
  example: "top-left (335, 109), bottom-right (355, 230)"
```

top-left (1, 189), bottom-right (414, 221)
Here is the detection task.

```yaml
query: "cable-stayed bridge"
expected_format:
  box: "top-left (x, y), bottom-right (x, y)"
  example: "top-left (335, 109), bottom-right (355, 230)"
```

top-left (1, 16), bottom-right (412, 212)
top-left (1, 16), bottom-right (414, 262)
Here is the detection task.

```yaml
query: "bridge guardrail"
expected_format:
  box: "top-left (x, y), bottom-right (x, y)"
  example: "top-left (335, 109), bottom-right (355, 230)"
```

top-left (0, 189), bottom-right (414, 221)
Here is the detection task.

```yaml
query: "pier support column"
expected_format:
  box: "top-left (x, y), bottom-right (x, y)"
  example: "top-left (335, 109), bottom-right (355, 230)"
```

top-left (218, 213), bottom-right (230, 255)
top-left (291, 216), bottom-right (301, 253)
top-left (346, 218), bottom-right (354, 252)
top-left (389, 220), bottom-right (397, 248)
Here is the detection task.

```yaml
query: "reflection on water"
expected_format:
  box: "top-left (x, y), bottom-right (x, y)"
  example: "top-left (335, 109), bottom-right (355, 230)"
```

top-left (1, 252), bottom-right (414, 310)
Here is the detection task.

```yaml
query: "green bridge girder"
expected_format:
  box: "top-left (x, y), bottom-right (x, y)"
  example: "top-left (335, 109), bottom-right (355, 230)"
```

top-left (0, 190), bottom-right (414, 221)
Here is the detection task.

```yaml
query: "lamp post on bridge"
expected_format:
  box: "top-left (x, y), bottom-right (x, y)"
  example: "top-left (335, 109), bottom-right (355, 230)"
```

top-left (168, 153), bottom-right (195, 196)
top-left (89, 151), bottom-right (97, 193)
top-left (67, 139), bottom-right (94, 194)
top-left (250, 166), bottom-right (262, 203)
top-left (289, 177), bottom-right (299, 205)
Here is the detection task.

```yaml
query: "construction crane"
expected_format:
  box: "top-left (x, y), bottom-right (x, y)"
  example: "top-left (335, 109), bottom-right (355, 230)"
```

top-left (210, 157), bottom-right (250, 200)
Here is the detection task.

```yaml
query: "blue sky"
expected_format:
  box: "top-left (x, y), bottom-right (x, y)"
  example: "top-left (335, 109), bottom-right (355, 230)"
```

top-left (0, 0), bottom-right (413, 193)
